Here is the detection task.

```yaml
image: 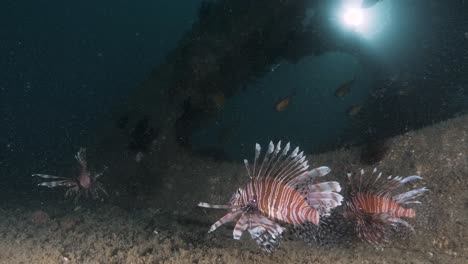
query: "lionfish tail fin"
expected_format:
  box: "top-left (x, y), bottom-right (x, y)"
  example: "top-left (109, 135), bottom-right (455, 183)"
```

top-left (297, 180), bottom-right (344, 217)
top-left (306, 191), bottom-right (344, 215)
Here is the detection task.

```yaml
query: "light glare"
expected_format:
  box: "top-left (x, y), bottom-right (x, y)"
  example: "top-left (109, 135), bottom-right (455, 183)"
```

top-left (343, 8), bottom-right (364, 27)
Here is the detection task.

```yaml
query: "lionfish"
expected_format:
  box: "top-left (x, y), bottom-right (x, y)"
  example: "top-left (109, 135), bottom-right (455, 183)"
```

top-left (344, 168), bottom-right (429, 247)
top-left (198, 141), bottom-right (344, 252)
top-left (33, 148), bottom-right (108, 202)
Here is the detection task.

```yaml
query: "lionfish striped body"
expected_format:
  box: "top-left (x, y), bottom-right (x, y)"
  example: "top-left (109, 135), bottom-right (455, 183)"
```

top-left (344, 168), bottom-right (429, 247)
top-left (198, 141), bottom-right (343, 252)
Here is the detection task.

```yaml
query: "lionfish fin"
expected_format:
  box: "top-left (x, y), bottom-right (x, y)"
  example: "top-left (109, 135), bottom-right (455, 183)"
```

top-left (306, 192), bottom-right (344, 206)
top-left (243, 159), bottom-right (252, 179)
top-left (37, 180), bottom-right (74, 188)
top-left (386, 217), bottom-right (414, 232)
top-left (400, 175), bottom-right (423, 183)
top-left (207, 210), bottom-right (243, 233)
top-left (75, 147), bottom-right (87, 168)
top-left (233, 213), bottom-right (249, 240)
top-left (290, 166), bottom-right (331, 188)
top-left (198, 202), bottom-right (230, 209)
top-left (256, 141), bottom-right (275, 179)
top-left (244, 141), bottom-right (310, 184)
top-left (252, 143), bottom-right (261, 177)
top-left (306, 181), bottom-right (341, 193)
top-left (32, 174), bottom-right (67, 179)
top-left (349, 168), bottom-right (425, 198)
top-left (393, 187), bottom-right (429, 204)
top-left (355, 212), bottom-right (394, 247)
top-left (403, 200), bottom-right (422, 205)
top-left (296, 178), bottom-right (343, 216)
top-left (33, 174), bottom-right (75, 188)
top-left (247, 213), bottom-right (285, 253)
top-left (305, 191), bottom-right (344, 215)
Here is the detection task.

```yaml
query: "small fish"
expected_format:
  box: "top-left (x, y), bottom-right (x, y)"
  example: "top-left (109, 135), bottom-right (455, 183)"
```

top-left (198, 141), bottom-right (343, 252)
top-left (275, 92), bottom-right (295, 112)
top-left (361, 0), bottom-right (383, 9)
top-left (211, 92), bottom-right (225, 109)
top-left (344, 168), bottom-right (428, 248)
top-left (135, 151), bottom-right (145, 162)
top-left (275, 97), bottom-right (290, 112)
top-left (334, 79), bottom-right (355, 98)
top-left (347, 104), bottom-right (363, 116)
top-left (270, 63), bottom-right (281, 72)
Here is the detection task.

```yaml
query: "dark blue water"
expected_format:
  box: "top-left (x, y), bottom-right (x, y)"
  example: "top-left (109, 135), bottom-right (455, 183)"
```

top-left (0, 0), bottom-right (201, 186)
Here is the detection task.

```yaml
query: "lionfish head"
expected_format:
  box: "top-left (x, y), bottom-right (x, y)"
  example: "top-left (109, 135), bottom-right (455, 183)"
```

top-left (228, 188), bottom-right (243, 205)
top-left (230, 187), bottom-right (258, 212)
top-left (199, 182), bottom-right (283, 253)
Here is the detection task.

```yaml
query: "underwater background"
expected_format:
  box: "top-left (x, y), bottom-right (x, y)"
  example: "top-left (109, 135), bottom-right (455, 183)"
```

top-left (0, 0), bottom-right (467, 263)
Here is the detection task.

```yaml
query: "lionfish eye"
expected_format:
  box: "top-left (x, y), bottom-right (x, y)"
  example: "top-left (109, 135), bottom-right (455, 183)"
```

top-left (237, 189), bottom-right (241, 195)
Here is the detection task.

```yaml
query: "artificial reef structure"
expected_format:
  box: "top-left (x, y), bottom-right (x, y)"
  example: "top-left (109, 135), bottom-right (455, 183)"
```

top-left (91, 0), bottom-right (467, 196)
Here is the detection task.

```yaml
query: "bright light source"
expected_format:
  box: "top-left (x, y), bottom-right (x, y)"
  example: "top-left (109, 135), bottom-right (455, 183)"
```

top-left (343, 8), bottom-right (364, 27)
top-left (336, 0), bottom-right (392, 40)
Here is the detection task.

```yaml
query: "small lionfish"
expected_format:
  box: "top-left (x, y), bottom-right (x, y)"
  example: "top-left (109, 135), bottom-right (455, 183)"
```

top-left (33, 148), bottom-right (108, 202)
top-left (344, 168), bottom-right (429, 248)
top-left (198, 141), bottom-right (344, 252)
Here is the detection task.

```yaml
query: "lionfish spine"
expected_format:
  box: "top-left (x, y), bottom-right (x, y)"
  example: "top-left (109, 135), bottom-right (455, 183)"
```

top-left (32, 174), bottom-right (75, 187)
top-left (198, 202), bottom-right (230, 209)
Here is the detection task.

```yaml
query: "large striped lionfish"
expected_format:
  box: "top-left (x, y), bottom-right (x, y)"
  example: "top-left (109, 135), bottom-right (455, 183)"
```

top-left (198, 141), bottom-right (344, 252)
top-left (344, 168), bottom-right (429, 247)
top-left (33, 148), bottom-right (107, 202)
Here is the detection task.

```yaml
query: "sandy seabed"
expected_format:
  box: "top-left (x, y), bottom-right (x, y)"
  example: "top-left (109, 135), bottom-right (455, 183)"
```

top-left (1, 115), bottom-right (468, 263)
